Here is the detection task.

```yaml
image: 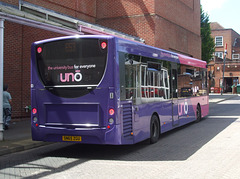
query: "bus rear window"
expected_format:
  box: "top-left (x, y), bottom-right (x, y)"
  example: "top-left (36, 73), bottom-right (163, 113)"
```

top-left (36, 38), bottom-right (107, 87)
top-left (35, 38), bottom-right (108, 98)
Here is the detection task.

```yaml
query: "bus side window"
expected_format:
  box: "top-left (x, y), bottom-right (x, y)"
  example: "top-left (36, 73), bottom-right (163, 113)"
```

top-left (178, 65), bottom-right (208, 97)
top-left (125, 65), bottom-right (136, 99)
top-left (141, 65), bottom-right (170, 100)
top-left (124, 54), bottom-right (141, 102)
top-left (141, 65), bottom-right (148, 98)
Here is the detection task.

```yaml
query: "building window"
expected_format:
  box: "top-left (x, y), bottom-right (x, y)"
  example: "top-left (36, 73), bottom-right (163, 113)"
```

top-left (215, 36), bottom-right (223, 47)
top-left (232, 54), bottom-right (240, 60)
top-left (215, 52), bottom-right (223, 59)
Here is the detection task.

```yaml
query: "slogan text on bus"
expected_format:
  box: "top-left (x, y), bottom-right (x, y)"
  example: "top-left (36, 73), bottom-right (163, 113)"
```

top-left (47, 64), bottom-right (96, 82)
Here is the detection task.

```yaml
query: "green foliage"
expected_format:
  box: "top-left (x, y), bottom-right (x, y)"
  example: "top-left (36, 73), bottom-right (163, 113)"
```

top-left (201, 6), bottom-right (215, 63)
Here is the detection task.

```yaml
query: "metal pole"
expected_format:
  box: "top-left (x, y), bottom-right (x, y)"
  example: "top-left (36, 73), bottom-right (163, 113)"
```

top-left (221, 54), bottom-right (226, 95)
top-left (221, 43), bottom-right (227, 95)
top-left (0, 19), bottom-right (4, 141)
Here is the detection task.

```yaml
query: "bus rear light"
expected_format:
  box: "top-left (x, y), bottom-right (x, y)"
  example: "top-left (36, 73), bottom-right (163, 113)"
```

top-left (32, 108), bottom-right (37, 114)
top-left (101, 42), bottom-right (107, 49)
top-left (37, 47), bottom-right (42, 53)
top-left (109, 108), bottom-right (115, 116)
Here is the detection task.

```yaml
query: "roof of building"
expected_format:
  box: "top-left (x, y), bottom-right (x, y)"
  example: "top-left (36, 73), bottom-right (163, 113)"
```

top-left (210, 22), bottom-right (225, 30)
top-left (210, 22), bottom-right (240, 37)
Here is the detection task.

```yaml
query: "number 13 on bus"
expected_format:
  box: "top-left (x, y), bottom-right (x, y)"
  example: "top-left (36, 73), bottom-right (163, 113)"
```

top-left (31, 35), bottom-right (208, 145)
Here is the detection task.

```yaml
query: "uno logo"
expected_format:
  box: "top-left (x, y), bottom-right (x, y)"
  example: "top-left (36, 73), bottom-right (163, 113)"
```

top-left (184, 101), bottom-right (188, 114)
top-left (178, 100), bottom-right (188, 116)
top-left (60, 71), bottom-right (82, 83)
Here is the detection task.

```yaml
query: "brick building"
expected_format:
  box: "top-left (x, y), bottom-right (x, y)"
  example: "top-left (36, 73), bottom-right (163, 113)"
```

top-left (96, 0), bottom-right (201, 58)
top-left (0, 0), bottom-right (201, 118)
top-left (208, 22), bottom-right (240, 93)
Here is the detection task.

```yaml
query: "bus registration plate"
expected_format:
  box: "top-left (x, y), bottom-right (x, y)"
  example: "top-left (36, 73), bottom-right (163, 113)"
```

top-left (62, 136), bottom-right (82, 142)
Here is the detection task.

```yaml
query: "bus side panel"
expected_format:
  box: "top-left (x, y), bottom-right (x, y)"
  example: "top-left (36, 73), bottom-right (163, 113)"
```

top-left (131, 100), bottom-right (173, 144)
top-left (178, 98), bottom-right (196, 126)
top-left (131, 95), bottom-right (209, 143)
top-left (178, 95), bottom-right (209, 126)
top-left (200, 96), bottom-right (209, 118)
top-left (189, 95), bottom-right (209, 118)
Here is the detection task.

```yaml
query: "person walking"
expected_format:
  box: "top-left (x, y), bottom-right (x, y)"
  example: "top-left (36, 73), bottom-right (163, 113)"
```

top-left (3, 84), bottom-right (12, 130)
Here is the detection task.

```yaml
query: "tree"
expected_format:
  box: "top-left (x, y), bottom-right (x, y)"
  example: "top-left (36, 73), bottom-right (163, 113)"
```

top-left (201, 6), bottom-right (215, 63)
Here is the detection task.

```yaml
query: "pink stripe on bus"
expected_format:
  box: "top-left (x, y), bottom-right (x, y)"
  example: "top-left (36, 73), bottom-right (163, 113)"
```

top-left (178, 54), bottom-right (207, 68)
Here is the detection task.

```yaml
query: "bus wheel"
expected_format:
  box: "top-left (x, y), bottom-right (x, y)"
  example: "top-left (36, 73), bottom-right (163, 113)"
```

top-left (196, 105), bottom-right (202, 122)
top-left (150, 115), bottom-right (160, 144)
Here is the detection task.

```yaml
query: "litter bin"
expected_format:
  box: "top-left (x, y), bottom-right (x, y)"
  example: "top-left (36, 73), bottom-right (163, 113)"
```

top-left (237, 84), bottom-right (240, 94)
top-left (210, 87), bottom-right (214, 93)
top-left (214, 87), bottom-right (220, 93)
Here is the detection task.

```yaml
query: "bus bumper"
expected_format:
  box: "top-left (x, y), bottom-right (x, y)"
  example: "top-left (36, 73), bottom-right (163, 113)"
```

top-left (31, 124), bottom-right (133, 145)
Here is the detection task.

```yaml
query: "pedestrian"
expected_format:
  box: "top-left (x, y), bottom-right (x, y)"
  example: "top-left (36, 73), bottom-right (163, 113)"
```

top-left (3, 84), bottom-right (12, 130)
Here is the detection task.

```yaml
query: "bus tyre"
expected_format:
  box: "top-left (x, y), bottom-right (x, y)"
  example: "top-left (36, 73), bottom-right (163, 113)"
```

top-left (150, 115), bottom-right (160, 144)
top-left (196, 105), bottom-right (202, 122)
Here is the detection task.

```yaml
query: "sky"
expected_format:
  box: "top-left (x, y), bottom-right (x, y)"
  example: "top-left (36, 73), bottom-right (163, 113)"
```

top-left (201, 0), bottom-right (240, 34)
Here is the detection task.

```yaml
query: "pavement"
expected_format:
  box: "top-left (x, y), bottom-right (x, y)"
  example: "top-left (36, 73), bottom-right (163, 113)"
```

top-left (0, 119), bottom-right (50, 156)
top-left (208, 93), bottom-right (238, 103)
top-left (0, 93), bottom-right (238, 157)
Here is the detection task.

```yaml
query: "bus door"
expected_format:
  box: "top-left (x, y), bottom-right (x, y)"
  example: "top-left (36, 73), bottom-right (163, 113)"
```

top-left (124, 60), bottom-right (141, 121)
top-left (171, 63), bottom-right (179, 126)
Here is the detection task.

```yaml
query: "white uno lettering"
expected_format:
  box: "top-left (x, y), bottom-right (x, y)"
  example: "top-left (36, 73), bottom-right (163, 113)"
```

top-left (184, 101), bottom-right (188, 114)
top-left (74, 73), bottom-right (82, 82)
top-left (60, 72), bottom-right (82, 83)
top-left (178, 101), bottom-right (188, 116)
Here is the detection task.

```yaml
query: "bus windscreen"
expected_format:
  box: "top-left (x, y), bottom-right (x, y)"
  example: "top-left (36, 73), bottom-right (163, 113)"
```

top-left (36, 38), bottom-right (108, 87)
top-left (35, 38), bottom-right (108, 98)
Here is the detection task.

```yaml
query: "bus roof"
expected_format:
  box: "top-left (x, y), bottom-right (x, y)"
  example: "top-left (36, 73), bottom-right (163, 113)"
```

top-left (115, 36), bottom-right (207, 69)
top-left (33, 35), bottom-right (207, 69)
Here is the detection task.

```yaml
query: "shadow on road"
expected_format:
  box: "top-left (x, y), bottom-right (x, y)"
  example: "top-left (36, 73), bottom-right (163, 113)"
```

top-left (41, 116), bottom-right (237, 162)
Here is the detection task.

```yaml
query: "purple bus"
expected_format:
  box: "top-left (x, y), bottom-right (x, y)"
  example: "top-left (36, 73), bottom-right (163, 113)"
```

top-left (31, 35), bottom-right (208, 145)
